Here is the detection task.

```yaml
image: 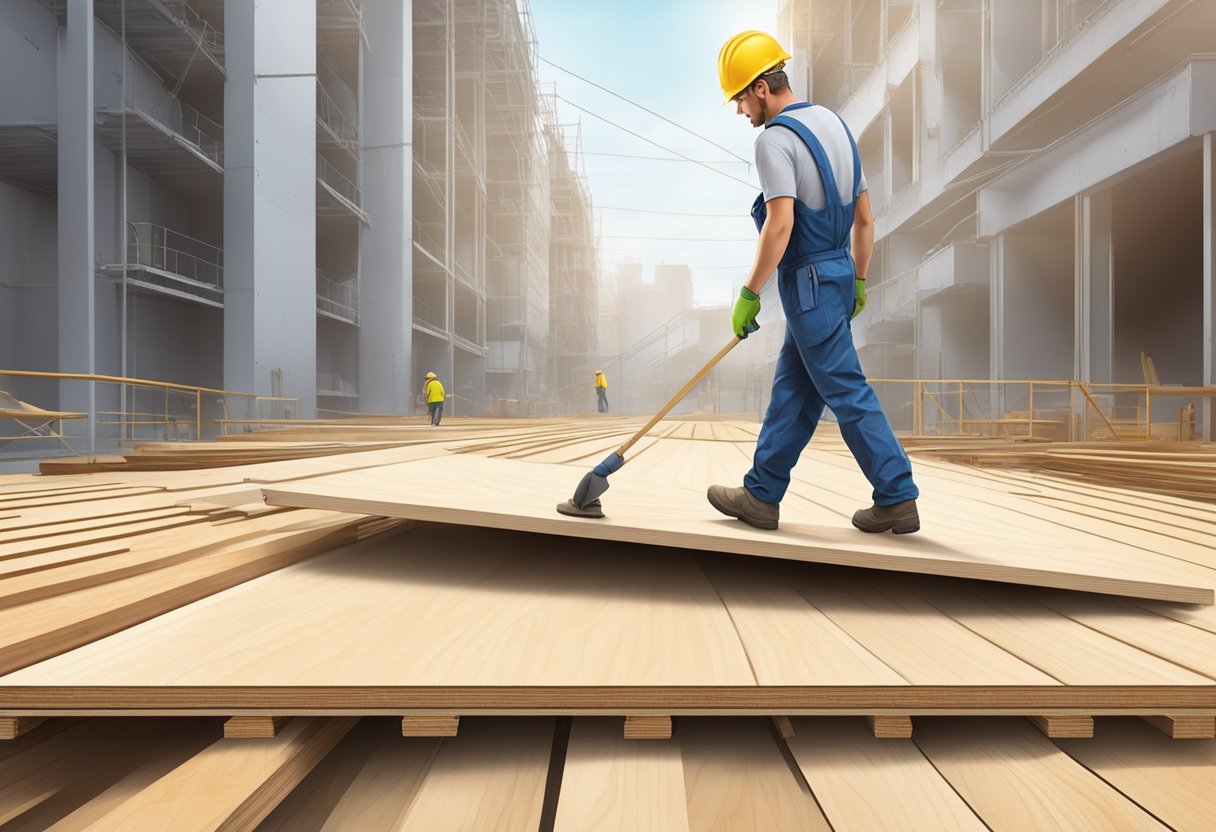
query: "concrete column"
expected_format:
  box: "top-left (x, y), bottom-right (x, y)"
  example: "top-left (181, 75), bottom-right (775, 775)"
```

top-left (223, 0), bottom-right (317, 417)
top-left (1075, 190), bottom-right (1113, 383)
top-left (359, 0), bottom-right (414, 414)
top-left (1204, 132), bottom-right (1215, 440)
top-left (57, 0), bottom-right (95, 451)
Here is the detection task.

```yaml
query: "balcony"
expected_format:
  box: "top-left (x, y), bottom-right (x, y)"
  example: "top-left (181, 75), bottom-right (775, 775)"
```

top-left (94, 94), bottom-right (224, 191)
top-left (316, 155), bottom-right (369, 224)
top-left (918, 243), bottom-right (989, 303)
top-left (39, 0), bottom-right (225, 101)
top-left (316, 270), bottom-right (359, 326)
top-left (316, 81), bottom-right (359, 157)
top-left (99, 222), bottom-right (223, 307)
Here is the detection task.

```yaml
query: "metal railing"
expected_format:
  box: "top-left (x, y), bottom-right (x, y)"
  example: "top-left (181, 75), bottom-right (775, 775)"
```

top-left (866, 378), bottom-right (1216, 441)
top-left (145, 95), bottom-right (224, 166)
top-left (316, 271), bottom-right (359, 324)
top-left (316, 81), bottom-right (358, 152)
top-left (126, 222), bottom-right (223, 293)
top-left (316, 155), bottom-right (362, 209)
top-left (0, 370), bottom-right (265, 450)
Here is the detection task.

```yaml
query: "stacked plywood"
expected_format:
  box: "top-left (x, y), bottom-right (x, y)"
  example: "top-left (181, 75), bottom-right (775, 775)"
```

top-left (0, 417), bottom-right (1214, 827)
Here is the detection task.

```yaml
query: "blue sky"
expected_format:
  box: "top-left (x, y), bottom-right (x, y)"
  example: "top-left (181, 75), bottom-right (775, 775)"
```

top-left (530, 0), bottom-right (779, 306)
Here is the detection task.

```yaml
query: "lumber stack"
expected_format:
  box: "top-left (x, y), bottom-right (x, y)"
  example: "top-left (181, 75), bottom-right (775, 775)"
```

top-left (1, 417), bottom-right (1214, 826)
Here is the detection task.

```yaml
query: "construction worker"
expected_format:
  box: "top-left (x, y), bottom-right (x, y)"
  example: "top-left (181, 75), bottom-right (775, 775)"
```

top-left (594, 369), bottom-right (609, 413)
top-left (706, 31), bottom-right (920, 534)
top-left (423, 371), bottom-right (445, 426)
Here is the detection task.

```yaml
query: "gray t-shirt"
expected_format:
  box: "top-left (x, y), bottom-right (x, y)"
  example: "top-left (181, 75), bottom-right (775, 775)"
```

top-left (754, 104), bottom-right (867, 209)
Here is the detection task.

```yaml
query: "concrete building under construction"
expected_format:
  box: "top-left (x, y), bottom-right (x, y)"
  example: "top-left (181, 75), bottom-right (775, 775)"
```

top-left (0, 0), bottom-right (596, 454)
top-left (778, 0), bottom-right (1216, 440)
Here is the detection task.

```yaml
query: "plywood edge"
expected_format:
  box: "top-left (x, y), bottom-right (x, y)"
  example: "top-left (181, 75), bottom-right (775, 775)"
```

top-left (1141, 714), bottom-right (1216, 739)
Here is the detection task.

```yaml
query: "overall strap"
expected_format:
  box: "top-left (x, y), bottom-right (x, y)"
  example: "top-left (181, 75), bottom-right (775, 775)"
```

top-left (766, 112), bottom-right (844, 209)
top-left (834, 114), bottom-right (863, 201)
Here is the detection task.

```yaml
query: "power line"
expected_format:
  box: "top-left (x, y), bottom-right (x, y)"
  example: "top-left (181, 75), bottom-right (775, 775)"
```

top-left (583, 151), bottom-right (750, 166)
top-left (597, 205), bottom-right (749, 218)
top-left (541, 57), bottom-right (751, 167)
top-left (556, 95), bottom-right (759, 191)
top-left (600, 234), bottom-right (757, 242)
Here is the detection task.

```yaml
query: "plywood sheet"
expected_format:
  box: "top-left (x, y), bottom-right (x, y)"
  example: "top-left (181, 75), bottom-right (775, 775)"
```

top-left (0, 528), bottom-right (756, 688)
top-left (786, 717), bottom-right (987, 831)
top-left (396, 718), bottom-right (552, 832)
top-left (554, 717), bottom-right (688, 831)
top-left (915, 717), bottom-right (1170, 831)
top-left (262, 454), bottom-right (1213, 603)
top-left (680, 717), bottom-right (831, 831)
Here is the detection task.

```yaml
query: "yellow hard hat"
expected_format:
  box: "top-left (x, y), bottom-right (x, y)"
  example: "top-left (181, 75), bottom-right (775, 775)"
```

top-left (425, 372), bottom-right (436, 379)
top-left (718, 30), bottom-right (791, 102)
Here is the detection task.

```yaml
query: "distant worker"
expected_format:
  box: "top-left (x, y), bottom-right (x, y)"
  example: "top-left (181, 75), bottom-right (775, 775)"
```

top-left (594, 369), bottom-right (609, 413)
top-left (706, 31), bottom-right (921, 534)
top-left (423, 371), bottom-right (445, 426)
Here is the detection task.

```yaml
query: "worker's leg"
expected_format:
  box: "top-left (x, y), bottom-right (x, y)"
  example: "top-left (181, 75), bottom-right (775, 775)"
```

top-left (434, 402), bottom-right (443, 426)
top-left (743, 327), bottom-right (827, 504)
top-left (799, 317), bottom-right (918, 505)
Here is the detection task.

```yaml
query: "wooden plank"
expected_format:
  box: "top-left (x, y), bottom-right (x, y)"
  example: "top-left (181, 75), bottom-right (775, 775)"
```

top-left (786, 717), bottom-right (986, 831)
top-left (71, 716), bottom-right (355, 831)
top-left (867, 715), bottom-right (913, 739)
top-left (0, 513), bottom-right (361, 677)
top-left (907, 578), bottom-right (1212, 686)
top-left (1056, 718), bottom-right (1216, 830)
top-left (1141, 715), bottom-right (1216, 739)
top-left (1027, 715), bottom-right (1094, 739)
top-left (313, 730), bottom-right (441, 831)
top-left (224, 716), bottom-right (291, 739)
top-left (916, 717), bottom-right (1169, 831)
top-left (402, 715), bottom-right (459, 737)
top-left (0, 716), bottom-right (46, 741)
top-left (695, 556), bottom-right (908, 688)
top-left (0, 526), bottom-right (755, 689)
top-left (554, 716), bottom-right (688, 831)
top-left (397, 718), bottom-right (553, 832)
top-left (41, 721), bottom-right (246, 832)
top-left (253, 719), bottom-right (387, 832)
top-left (262, 454), bottom-right (1214, 602)
top-left (680, 717), bottom-right (831, 831)
top-left (624, 715), bottom-right (671, 740)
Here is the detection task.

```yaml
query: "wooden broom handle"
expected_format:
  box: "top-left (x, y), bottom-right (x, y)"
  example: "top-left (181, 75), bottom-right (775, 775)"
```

top-left (614, 336), bottom-right (744, 458)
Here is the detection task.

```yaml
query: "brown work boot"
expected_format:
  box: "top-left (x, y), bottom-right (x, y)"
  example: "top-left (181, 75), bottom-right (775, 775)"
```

top-left (707, 485), bottom-right (779, 531)
top-left (852, 499), bottom-right (920, 534)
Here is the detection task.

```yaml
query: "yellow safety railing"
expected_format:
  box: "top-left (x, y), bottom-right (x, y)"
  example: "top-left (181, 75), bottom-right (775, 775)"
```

top-left (0, 370), bottom-right (299, 445)
top-left (867, 378), bottom-right (1216, 442)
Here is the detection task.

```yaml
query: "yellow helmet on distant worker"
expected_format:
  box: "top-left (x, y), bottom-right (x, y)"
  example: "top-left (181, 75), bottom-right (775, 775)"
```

top-left (425, 371), bottom-right (437, 379)
top-left (718, 30), bottom-right (791, 102)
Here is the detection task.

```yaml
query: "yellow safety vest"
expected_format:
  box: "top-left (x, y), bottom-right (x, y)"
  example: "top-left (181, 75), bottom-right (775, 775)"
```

top-left (425, 379), bottom-right (445, 403)
top-left (594, 372), bottom-right (607, 389)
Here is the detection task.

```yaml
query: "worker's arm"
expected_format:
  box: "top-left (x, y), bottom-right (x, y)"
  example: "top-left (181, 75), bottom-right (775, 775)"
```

top-left (744, 197), bottom-right (794, 295)
top-left (732, 196), bottom-right (793, 338)
top-left (851, 190), bottom-right (874, 280)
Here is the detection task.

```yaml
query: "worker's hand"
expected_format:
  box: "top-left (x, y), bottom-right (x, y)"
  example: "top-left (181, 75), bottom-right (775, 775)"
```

top-left (732, 286), bottom-right (761, 339)
top-left (850, 278), bottom-right (867, 320)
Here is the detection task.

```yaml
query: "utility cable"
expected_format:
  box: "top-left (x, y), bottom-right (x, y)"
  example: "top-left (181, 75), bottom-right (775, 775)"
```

top-left (597, 205), bottom-right (749, 218)
top-left (583, 151), bottom-right (750, 165)
top-left (556, 95), bottom-right (759, 190)
top-left (541, 57), bottom-right (751, 166)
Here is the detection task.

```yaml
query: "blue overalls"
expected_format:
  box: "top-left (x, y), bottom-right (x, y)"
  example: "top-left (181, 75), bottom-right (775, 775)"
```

top-left (743, 102), bottom-right (919, 507)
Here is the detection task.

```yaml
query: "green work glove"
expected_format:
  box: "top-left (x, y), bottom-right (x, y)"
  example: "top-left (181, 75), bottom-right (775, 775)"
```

top-left (732, 286), bottom-right (761, 339)
top-left (851, 278), bottom-right (867, 320)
